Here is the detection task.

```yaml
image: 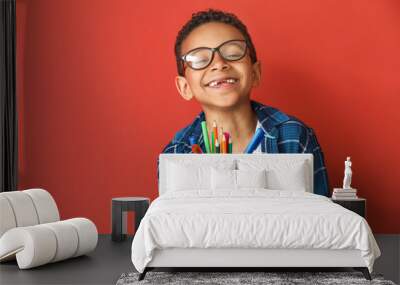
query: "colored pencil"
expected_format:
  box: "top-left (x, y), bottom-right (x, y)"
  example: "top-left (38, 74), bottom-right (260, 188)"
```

top-left (219, 127), bottom-right (223, 153)
top-left (221, 134), bottom-right (226, 153)
top-left (211, 131), bottom-right (215, 153)
top-left (228, 136), bottom-right (232, 153)
top-left (223, 132), bottom-right (230, 154)
top-left (215, 138), bottom-right (220, 153)
top-left (213, 121), bottom-right (218, 144)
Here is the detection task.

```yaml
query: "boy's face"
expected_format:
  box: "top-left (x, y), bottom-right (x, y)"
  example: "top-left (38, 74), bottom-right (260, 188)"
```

top-left (175, 22), bottom-right (261, 110)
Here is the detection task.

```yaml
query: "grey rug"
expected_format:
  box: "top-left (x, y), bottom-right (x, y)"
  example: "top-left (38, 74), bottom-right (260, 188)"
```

top-left (116, 271), bottom-right (396, 285)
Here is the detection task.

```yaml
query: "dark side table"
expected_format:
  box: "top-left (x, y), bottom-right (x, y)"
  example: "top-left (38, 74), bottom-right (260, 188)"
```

top-left (331, 197), bottom-right (366, 218)
top-left (111, 197), bottom-right (150, 242)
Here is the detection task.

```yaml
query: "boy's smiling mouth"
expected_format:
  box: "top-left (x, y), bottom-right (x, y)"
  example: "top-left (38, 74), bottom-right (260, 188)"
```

top-left (205, 77), bottom-right (239, 88)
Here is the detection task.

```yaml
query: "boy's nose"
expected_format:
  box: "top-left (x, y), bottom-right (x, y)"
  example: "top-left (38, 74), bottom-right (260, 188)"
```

top-left (210, 52), bottom-right (229, 71)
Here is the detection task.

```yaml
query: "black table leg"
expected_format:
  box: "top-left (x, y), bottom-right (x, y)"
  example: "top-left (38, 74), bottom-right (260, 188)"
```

top-left (112, 202), bottom-right (125, 241)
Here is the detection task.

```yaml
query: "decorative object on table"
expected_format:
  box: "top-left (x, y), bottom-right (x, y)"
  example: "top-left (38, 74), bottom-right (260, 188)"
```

top-left (332, 156), bottom-right (358, 200)
top-left (343, 156), bottom-right (353, 189)
top-left (116, 271), bottom-right (394, 285)
top-left (331, 198), bottom-right (366, 218)
top-left (112, 197), bottom-right (150, 242)
top-left (332, 188), bottom-right (358, 199)
top-left (0, 189), bottom-right (98, 269)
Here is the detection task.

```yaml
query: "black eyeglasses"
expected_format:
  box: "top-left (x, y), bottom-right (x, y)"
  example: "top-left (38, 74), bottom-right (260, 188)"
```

top-left (181, 39), bottom-right (248, 71)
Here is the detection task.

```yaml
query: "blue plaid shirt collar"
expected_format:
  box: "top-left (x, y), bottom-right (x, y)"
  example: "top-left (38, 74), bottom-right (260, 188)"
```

top-left (175, 100), bottom-right (290, 146)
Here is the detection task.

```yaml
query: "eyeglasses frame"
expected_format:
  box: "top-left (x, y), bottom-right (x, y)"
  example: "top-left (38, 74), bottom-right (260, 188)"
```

top-left (180, 39), bottom-right (248, 73)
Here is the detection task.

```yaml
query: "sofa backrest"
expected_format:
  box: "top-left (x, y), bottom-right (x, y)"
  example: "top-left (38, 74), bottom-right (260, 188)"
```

top-left (158, 154), bottom-right (313, 196)
top-left (0, 189), bottom-right (60, 238)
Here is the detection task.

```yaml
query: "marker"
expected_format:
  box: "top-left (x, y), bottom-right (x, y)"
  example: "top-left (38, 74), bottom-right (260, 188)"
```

top-left (201, 121), bottom-right (211, 153)
top-left (244, 128), bottom-right (264, 153)
top-left (189, 136), bottom-right (196, 146)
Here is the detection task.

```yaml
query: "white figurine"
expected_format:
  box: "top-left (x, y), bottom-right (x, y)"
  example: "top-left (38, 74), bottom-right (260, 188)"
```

top-left (343, 157), bottom-right (352, 189)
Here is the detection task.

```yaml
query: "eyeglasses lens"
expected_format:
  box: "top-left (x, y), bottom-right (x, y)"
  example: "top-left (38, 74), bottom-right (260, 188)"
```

top-left (186, 49), bottom-right (213, 69)
top-left (219, 41), bottom-right (246, 61)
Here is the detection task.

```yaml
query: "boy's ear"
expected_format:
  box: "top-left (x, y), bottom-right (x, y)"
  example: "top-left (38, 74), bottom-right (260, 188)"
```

top-left (251, 61), bottom-right (261, 87)
top-left (175, 76), bottom-right (193, 101)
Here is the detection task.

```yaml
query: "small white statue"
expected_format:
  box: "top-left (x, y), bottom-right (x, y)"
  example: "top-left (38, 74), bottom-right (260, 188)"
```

top-left (343, 157), bottom-right (353, 189)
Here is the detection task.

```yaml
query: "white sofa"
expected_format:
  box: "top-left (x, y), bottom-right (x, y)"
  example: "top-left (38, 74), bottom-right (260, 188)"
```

top-left (0, 188), bottom-right (98, 269)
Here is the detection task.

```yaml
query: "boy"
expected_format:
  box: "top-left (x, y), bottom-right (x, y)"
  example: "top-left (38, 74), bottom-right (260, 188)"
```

top-left (162, 9), bottom-right (329, 196)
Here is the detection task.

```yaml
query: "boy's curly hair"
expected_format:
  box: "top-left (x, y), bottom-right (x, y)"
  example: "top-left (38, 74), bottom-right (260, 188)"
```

top-left (175, 9), bottom-right (258, 76)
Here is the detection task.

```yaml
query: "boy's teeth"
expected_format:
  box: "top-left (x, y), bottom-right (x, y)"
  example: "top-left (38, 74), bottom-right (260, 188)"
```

top-left (208, 78), bottom-right (237, 87)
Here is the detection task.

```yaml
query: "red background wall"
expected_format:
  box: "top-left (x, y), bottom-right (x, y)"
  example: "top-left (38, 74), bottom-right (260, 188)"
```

top-left (15, 0), bottom-right (400, 233)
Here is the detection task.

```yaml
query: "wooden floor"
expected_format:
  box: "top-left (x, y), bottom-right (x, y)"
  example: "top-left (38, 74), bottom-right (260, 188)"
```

top-left (0, 234), bottom-right (398, 285)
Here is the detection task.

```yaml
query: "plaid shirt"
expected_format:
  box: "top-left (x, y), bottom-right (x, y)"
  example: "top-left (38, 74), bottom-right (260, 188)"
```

top-left (161, 100), bottom-right (329, 196)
